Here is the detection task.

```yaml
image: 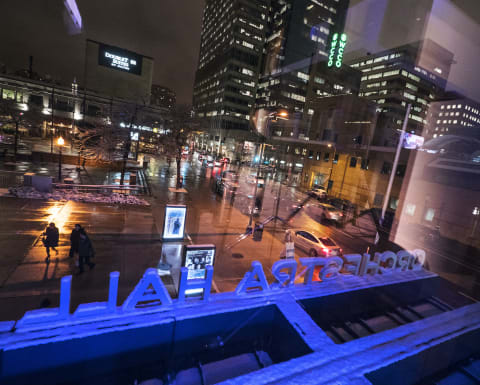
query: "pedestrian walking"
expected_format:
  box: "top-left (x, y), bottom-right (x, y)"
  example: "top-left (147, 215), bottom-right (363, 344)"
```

top-left (78, 229), bottom-right (95, 274)
top-left (43, 222), bottom-right (59, 262)
top-left (69, 224), bottom-right (82, 258)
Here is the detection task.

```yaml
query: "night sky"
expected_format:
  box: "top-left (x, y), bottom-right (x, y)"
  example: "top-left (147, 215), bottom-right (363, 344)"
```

top-left (0, 0), bottom-right (205, 105)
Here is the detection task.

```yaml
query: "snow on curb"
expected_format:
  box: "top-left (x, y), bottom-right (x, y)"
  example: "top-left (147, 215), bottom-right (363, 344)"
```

top-left (8, 187), bottom-right (150, 206)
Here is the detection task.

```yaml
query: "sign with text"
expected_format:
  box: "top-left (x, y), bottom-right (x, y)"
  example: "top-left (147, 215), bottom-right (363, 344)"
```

top-left (403, 133), bottom-right (424, 149)
top-left (327, 33), bottom-right (347, 68)
top-left (162, 205), bottom-right (187, 241)
top-left (13, 248), bottom-right (427, 330)
top-left (98, 43), bottom-right (143, 75)
top-left (183, 244), bottom-right (216, 295)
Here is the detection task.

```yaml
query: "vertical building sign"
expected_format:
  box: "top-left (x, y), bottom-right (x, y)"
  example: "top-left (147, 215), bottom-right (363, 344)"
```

top-left (327, 33), bottom-right (348, 68)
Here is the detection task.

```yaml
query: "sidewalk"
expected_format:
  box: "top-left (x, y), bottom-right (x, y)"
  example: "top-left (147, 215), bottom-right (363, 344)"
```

top-left (0, 199), bottom-right (165, 321)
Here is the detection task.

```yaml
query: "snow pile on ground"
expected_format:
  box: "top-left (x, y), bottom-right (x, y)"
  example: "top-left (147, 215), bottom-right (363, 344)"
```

top-left (8, 186), bottom-right (149, 206)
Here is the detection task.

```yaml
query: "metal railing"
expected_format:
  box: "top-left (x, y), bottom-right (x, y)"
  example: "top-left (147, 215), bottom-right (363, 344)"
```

top-left (0, 171), bottom-right (24, 188)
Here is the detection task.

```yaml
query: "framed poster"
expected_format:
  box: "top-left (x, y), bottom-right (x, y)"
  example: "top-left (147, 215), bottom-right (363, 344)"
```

top-left (162, 205), bottom-right (187, 241)
top-left (182, 244), bottom-right (216, 295)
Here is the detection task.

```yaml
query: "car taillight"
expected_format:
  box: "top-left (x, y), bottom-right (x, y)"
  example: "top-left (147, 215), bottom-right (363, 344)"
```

top-left (322, 248), bottom-right (329, 254)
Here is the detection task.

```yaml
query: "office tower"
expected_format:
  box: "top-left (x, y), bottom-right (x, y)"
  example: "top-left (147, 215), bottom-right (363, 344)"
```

top-left (425, 92), bottom-right (480, 141)
top-left (192, 0), bottom-right (269, 134)
top-left (256, 0), bottom-right (350, 117)
top-left (347, 39), bottom-right (454, 146)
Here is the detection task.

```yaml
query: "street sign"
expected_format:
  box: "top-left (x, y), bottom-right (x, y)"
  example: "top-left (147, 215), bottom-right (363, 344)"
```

top-left (182, 244), bottom-right (216, 295)
top-left (403, 133), bottom-right (424, 149)
top-left (162, 205), bottom-right (187, 241)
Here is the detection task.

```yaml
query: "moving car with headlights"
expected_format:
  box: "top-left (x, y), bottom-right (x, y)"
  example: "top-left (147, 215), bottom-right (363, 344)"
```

top-left (292, 230), bottom-right (342, 257)
top-left (307, 203), bottom-right (344, 224)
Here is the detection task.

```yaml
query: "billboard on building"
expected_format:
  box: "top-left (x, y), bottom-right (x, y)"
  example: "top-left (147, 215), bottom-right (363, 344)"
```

top-left (98, 43), bottom-right (143, 75)
top-left (85, 39), bottom-right (153, 102)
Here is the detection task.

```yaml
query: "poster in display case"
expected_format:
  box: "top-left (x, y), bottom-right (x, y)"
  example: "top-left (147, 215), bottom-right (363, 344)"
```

top-left (182, 244), bottom-right (216, 295)
top-left (162, 205), bottom-right (187, 241)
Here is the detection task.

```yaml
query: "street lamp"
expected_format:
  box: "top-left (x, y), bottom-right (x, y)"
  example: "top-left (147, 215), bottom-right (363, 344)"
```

top-left (57, 136), bottom-right (65, 182)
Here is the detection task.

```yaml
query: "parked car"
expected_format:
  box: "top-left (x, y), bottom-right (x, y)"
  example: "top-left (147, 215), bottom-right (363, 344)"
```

top-left (292, 230), bottom-right (342, 257)
top-left (308, 186), bottom-right (327, 200)
top-left (327, 197), bottom-right (355, 212)
top-left (307, 203), bottom-right (344, 224)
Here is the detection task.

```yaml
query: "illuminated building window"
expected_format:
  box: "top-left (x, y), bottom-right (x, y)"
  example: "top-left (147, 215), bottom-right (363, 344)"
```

top-left (424, 208), bottom-right (435, 222)
top-left (2, 89), bottom-right (15, 100)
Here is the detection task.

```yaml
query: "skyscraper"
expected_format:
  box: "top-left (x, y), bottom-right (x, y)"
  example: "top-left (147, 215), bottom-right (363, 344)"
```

top-left (193, 0), bottom-right (269, 136)
top-left (256, 0), bottom-right (350, 116)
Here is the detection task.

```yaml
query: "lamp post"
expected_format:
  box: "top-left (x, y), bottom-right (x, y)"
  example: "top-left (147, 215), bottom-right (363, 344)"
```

top-left (57, 136), bottom-right (65, 182)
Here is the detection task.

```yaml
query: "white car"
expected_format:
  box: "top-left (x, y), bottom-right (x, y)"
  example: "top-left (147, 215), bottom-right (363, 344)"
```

top-left (308, 186), bottom-right (327, 199)
top-left (292, 230), bottom-right (342, 257)
top-left (308, 203), bottom-right (343, 223)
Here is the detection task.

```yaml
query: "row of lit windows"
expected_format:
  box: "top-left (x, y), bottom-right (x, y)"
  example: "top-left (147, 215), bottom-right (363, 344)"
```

top-left (441, 103), bottom-right (480, 116)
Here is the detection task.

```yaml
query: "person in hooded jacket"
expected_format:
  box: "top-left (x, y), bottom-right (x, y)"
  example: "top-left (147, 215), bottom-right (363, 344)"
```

top-left (78, 229), bottom-right (95, 273)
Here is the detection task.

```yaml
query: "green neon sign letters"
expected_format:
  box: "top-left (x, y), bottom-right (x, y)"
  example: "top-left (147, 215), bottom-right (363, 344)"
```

top-left (327, 33), bottom-right (347, 68)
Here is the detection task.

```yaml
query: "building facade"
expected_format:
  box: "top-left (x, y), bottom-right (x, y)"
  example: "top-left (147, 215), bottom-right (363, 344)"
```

top-left (424, 92), bottom-right (480, 141)
top-left (150, 85), bottom-right (176, 112)
top-left (347, 39), bottom-right (454, 145)
top-left (193, 0), bottom-right (269, 132)
top-left (255, 0), bottom-right (351, 134)
top-left (0, 73), bottom-right (168, 155)
top-left (84, 40), bottom-right (154, 104)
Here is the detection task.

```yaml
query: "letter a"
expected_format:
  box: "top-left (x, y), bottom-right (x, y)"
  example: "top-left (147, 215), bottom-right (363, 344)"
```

top-left (122, 268), bottom-right (172, 312)
top-left (235, 261), bottom-right (270, 295)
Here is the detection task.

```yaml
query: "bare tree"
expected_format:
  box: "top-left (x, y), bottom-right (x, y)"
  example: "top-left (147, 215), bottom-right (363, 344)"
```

top-left (160, 105), bottom-right (197, 188)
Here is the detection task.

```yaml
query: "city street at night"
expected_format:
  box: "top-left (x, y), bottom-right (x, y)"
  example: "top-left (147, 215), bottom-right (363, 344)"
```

top-left (0, 155), bottom-right (373, 321)
top-left (1, 1), bottom-right (480, 384)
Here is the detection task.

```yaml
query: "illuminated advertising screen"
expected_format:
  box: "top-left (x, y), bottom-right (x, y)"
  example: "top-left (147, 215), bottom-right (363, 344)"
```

top-left (162, 205), bottom-right (187, 241)
top-left (98, 43), bottom-right (143, 75)
top-left (183, 244), bottom-right (216, 295)
top-left (403, 133), bottom-right (424, 149)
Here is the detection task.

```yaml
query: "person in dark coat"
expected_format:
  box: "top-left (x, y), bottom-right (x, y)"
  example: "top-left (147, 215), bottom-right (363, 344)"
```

top-left (43, 222), bottom-right (59, 261)
top-left (69, 224), bottom-right (82, 258)
top-left (78, 229), bottom-right (95, 273)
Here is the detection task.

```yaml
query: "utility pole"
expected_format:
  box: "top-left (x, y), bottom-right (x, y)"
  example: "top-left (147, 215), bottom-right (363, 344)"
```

top-left (50, 87), bottom-right (55, 153)
top-left (381, 103), bottom-right (411, 225)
